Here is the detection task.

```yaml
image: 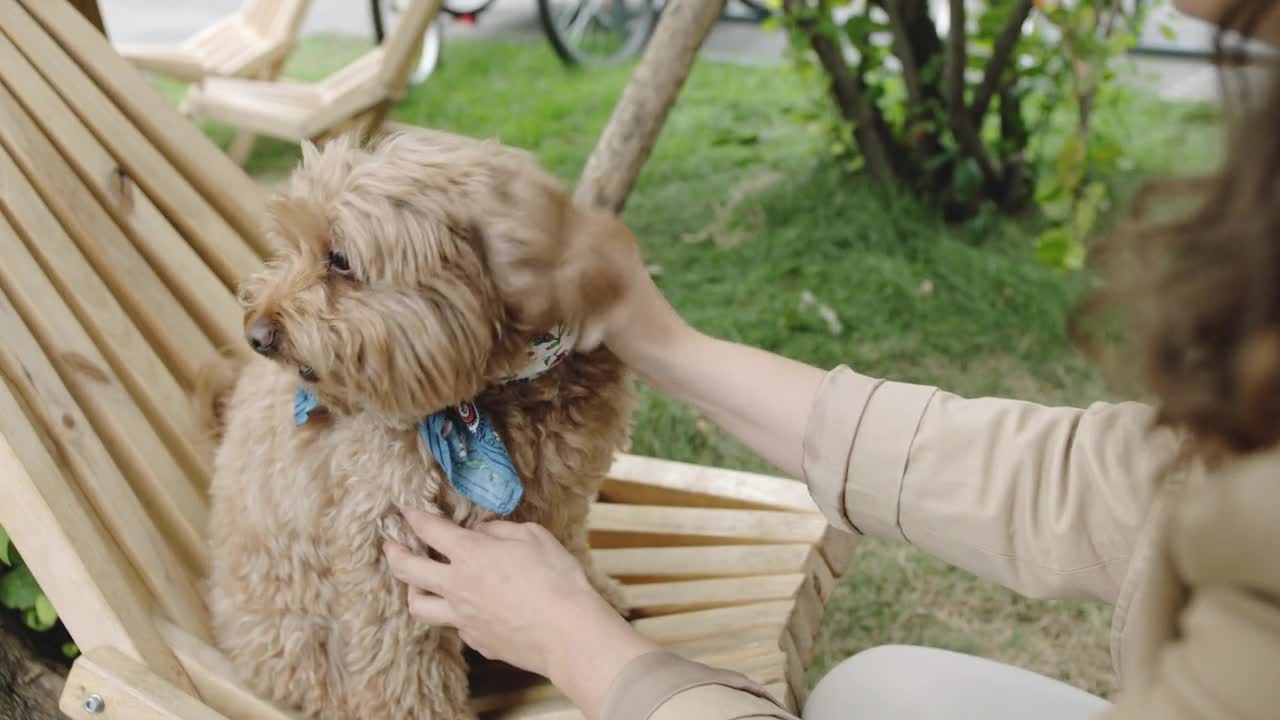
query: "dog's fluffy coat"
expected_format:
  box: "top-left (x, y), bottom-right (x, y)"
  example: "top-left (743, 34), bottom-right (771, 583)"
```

top-left (203, 129), bottom-right (634, 719)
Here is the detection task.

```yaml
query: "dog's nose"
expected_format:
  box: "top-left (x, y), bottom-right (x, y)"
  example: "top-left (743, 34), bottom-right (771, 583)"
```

top-left (246, 320), bottom-right (280, 356)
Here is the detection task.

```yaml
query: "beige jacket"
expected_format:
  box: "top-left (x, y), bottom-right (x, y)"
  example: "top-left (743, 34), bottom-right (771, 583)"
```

top-left (602, 366), bottom-right (1280, 720)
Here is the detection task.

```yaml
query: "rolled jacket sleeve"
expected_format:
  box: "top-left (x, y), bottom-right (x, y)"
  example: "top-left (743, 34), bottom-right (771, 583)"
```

top-left (803, 366), bottom-right (1181, 603)
top-left (602, 651), bottom-right (798, 720)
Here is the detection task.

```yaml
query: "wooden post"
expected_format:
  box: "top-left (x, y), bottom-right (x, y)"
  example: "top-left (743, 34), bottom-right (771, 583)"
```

top-left (68, 0), bottom-right (106, 35)
top-left (574, 0), bottom-right (727, 212)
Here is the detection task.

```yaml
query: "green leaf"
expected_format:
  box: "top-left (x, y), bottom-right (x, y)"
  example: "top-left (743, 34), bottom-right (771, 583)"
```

top-left (35, 594), bottom-right (58, 627)
top-left (761, 15), bottom-right (782, 32)
top-left (0, 565), bottom-right (42, 611)
top-left (1054, 133), bottom-right (1087, 192)
top-left (0, 526), bottom-right (10, 566)
top-left (27, 595), bottom-right (58, 631)
top-left (1040, 196), bottom-right (1072, 223)
top-left (1035, 227), bottom-right (1086, 270)
top-left (1073, 181), bottom-right (1109, 237)
top-left (62, 643), bottom-right (81, 659)
top-left (1160, 23), bottom-right (1177, 42)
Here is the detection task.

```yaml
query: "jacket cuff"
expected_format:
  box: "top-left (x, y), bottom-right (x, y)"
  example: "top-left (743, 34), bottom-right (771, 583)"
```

top-left (802, 366), bottom-right (936, 541)
top-left (601, 651), bottom-right (779, 720)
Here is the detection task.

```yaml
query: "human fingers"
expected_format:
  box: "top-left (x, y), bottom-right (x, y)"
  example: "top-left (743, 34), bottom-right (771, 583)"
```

top-left (384, 541), bottom-right (450, 596)
top-left (406, 589), bottom-right (458, 627)
top-left (475, 519), bottom-right (542, 541)
top-left (398, 504), bottom-right (474, 557)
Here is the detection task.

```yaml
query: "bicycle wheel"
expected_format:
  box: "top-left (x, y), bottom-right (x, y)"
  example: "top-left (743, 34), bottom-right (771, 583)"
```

top-left (735, 0), bottom-right (771, 19)
top-left (441, 0), bottom-right (498, 17)
top-left (538, 0), bottom-right (658, 66)
top-left (377, 0), bottom-right (446, 84)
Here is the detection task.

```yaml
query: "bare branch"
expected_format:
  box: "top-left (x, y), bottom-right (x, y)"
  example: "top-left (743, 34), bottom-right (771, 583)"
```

top-left (945, 0), bottom-right (1002, 189)
top-left (971, 0), bottom-right (1033, 123)
top-left (881, 0), bottom-right (925, 104)
top-left (786, 0), bottom-right (899, 181)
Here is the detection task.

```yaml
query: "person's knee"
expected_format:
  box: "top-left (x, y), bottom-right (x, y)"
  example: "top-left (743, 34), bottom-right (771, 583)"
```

top-left (804, 645), bottom-right (932, 720)
top-left (804, 645), bottom-right (1110, 720)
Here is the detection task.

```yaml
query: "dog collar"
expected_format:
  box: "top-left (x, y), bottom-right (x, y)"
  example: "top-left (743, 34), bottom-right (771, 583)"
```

top-left (293, 322), bottom-right (576, 516)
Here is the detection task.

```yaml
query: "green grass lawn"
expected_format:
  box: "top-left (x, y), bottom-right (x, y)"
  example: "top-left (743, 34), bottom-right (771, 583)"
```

top-left (172, 35), bottom-right (1223, 697)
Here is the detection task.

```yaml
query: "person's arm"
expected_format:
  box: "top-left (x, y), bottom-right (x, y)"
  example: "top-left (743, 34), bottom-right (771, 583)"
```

top-left (385, 509), bottom-right (798, 720)
top-left (598, 236), bottom-right (1184, 603)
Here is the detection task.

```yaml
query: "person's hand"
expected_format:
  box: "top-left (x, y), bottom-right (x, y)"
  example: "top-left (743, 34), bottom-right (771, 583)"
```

top-left (383, 506), bottom-right (659, 718)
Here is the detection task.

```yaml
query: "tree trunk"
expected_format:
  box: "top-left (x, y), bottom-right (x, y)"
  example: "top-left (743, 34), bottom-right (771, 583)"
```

top-left (785, 0), bottom-right (904, 182)
top-left (0, 615), bottom-right (66, 720)
top-left (574, 0), bottom-right (726, 213)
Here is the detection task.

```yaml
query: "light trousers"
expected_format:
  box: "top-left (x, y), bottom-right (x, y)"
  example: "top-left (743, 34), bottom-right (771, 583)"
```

top-left (804, 645), bottom-right (1111, 720)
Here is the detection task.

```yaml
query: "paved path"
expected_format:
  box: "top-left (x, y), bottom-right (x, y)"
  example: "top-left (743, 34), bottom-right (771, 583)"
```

top-left (100, 0), bottom-right (1228, 101)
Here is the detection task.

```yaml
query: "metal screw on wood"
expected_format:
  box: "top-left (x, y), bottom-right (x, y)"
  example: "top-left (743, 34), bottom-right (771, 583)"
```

top-left (83, 694), bottom-right (105, 714)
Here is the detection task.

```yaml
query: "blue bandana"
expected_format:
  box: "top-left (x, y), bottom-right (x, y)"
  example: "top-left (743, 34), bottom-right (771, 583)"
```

top-left (292, 323), bottom-right (574, 516)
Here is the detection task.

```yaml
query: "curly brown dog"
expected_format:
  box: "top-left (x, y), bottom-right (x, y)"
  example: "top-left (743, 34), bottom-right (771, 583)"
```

top-left (201, 128), bottom-right (635, 719)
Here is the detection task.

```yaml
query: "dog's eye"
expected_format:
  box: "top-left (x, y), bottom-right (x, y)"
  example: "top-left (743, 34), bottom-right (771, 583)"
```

top-left (328, 250), bottom-right (352, 275)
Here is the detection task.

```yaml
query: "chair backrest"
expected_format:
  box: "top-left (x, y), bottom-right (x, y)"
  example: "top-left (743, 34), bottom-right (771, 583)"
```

top-left (0, 0), bottom-right (267, 692)
top-left (374, 0), bottom-right (440, 92)
top-left (239, 0), bottom-right (311, 43)
top-left (309, 0), bottom-right (439, 132)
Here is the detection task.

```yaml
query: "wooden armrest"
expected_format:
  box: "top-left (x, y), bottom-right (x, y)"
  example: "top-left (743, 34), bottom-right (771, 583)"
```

top-left (59, 647), bottom-right (227, 720)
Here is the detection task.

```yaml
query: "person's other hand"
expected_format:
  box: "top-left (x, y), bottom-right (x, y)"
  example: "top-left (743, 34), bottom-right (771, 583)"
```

top-left (383, 506), bottom-right (658, 716)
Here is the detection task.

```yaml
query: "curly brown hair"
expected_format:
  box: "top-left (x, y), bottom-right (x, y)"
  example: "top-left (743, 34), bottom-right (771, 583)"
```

top-left (1074, 1), bottom-right (1280, 461)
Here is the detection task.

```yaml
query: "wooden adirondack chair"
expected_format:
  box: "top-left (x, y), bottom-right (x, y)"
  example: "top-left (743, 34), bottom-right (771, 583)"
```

top-left (0, 1), bottom-right (856, 717)
top-left (181, 0), bottom-right (441, 166)
top-left (115, 0), bottom-right (311, 84)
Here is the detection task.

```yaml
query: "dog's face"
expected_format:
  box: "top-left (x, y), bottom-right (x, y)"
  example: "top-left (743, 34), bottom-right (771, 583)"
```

top-left (239, 130), bottom-right (620, 424)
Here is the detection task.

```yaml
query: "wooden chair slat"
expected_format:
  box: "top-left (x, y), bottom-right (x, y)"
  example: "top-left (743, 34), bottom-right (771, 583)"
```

top-left (157, 621), bottom-right (298, 720)
top-left (187, 76), bottom-right (319, 138)
top-left (0, 207), bottom-right (209, 573)
top-left (0, 82), bottom-right (216, 387)
top-left (623, 573), bottom-right (806, 618)
top-left (606, 453), bottom-right (817, 512)
top-left (61, 648), bottom-right (228, 720)
top-left (113, 46), bottom-right (206, 82)
top-left (632, 601), bottom-right (793, 645)
top-left (18, 0), bottom-right (271, 254)
top-left (185, 19), bottom-right (246, 56)
top-left (779, 629), bottom-right (809, 709)
top-left (0, 284), bottom-right (210, 636)
top-left (0, 115), bottom-right (212, 481)
top-left (1, 1), bottom-right (264, 285)
top-left (817, 525), bottom-right (858, 579)
top-left (593, 543), bottom-right (812, 580)
top-left (803, 545), bottom-right (837, 602)
top-left (375, 0), bottom-right (440, 91)
top-left (785, 571), bottom-right (825, 661)
top-left (182, 0), bottom-right (438, 163)
top-left (210, 40), bottom-right (277, 77)
top-left (318, 50), bottom-right (384, 100)
top-left (0, 396), bottom-right (194, 694)
top-left (589, 503), bottom-right (828, 544)
top-left (0, 31), bottom-right (248, 348)
top-left (199, 22), bottom-right (259, 68)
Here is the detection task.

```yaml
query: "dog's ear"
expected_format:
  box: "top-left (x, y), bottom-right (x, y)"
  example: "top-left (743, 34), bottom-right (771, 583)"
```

top-left (478, 162), bottom-right (640, 350)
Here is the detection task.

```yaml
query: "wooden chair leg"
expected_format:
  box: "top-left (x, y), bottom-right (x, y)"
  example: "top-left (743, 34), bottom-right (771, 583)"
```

top-left (227, 131), bottom-right (255, 166)
top-left (361, 101), bottom-right (394, 140)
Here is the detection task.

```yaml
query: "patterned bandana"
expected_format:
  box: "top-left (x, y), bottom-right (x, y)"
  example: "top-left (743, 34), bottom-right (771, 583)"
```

top-left (294, 322), bottom-right (576, 516)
